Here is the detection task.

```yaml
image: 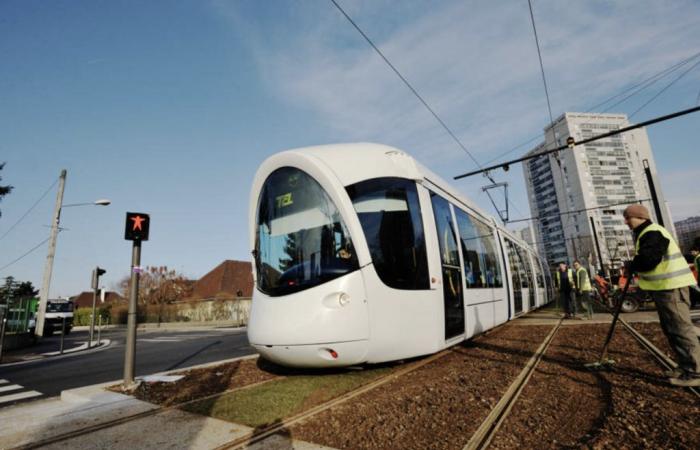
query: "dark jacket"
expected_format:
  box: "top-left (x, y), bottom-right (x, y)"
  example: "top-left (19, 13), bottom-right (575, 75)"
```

top-left (630, 220), bottom-right (670, 273)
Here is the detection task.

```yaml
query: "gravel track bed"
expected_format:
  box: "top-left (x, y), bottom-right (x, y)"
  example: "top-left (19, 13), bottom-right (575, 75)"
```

top-left (489, 323), bottom-right (700, 449)
top-left (290, 324), bottom-right (553, 450)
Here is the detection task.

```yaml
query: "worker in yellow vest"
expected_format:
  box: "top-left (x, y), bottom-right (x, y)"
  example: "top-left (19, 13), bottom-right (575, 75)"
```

top-left (573, 260), bottom-right (593, 319)
top-left (623, 204), bottom-right (700, 387)
top-left (690, 239), bottom-right (700, 308)
top-left (555, 262), bottom-right (576, 319)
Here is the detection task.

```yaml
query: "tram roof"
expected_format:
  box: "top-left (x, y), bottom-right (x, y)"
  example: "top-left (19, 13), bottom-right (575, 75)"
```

top-left (285, 142), bottom-right (499, 228)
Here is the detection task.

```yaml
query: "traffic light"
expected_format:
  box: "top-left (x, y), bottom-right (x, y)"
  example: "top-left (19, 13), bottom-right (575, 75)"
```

top-left (91, 266), bottom-right (106, 290)
top-left (124, 212), bottom-right (150, 241)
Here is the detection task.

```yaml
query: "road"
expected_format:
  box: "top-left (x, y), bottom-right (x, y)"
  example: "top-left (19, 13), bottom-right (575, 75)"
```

top-left (0, 327), bottom-right (255, 408)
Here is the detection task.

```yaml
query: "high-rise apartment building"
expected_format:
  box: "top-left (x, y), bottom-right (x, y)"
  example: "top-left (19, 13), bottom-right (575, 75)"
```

top-left (674, 216), bottom-right (700, 253)
top-left (522, 112), bottom-right (673, 272)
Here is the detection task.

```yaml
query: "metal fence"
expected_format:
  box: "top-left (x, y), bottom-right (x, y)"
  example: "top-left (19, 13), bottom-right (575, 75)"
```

top-left (0, 298), bottom-right (35, 334)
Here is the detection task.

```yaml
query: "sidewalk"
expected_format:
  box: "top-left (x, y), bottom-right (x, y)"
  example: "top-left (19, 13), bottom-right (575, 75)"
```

top-left (0, 355), bottom-right (329, 450)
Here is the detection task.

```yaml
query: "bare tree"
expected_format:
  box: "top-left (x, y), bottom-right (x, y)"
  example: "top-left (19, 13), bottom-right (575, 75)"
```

top-left (119, 266), bottom-right (193, 323)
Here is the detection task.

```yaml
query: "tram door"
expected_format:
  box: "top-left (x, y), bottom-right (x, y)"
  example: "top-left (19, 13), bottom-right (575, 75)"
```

top-left (524, 253), bottom-right (536, 309)
top-left (431, 194), bottom-right (465, 340)
top-left (505, 239), bottom-right (523, 315)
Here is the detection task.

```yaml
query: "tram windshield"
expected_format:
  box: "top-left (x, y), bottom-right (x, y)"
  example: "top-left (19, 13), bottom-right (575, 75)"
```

top-left (255, 167), bottom-right (359, 296)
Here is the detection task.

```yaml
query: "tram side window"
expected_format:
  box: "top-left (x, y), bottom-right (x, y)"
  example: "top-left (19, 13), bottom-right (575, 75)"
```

top-left (534, 259), bottom-right (545, 288)
top-left (454, 209), bottom-right (502, 288)
top-left (515, 246), bottom-right (531, 288)
top-left (474, 220), bottom-right (503, 288)
top-left (346, 178), bottom-right (430, 290)
top-left (505, 239), bottom-right (522, 286)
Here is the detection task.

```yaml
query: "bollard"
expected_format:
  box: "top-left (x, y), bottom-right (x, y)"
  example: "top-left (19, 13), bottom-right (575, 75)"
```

top-left (0, 316), bottom-right (7, 363)
top-left (59, 316), bottom-right (66, 354)
top-left (88, 314), bottom-right (93, 348)
top-left (97, 315), bottom-right (102, 346)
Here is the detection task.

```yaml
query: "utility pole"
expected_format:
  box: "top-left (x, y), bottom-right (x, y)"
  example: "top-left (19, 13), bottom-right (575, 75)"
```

top-left (36, 170), bottom-right (67, 338)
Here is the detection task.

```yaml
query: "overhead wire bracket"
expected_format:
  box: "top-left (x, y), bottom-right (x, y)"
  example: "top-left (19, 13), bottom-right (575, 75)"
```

top-left (482, 182), bottom-right (509, 224)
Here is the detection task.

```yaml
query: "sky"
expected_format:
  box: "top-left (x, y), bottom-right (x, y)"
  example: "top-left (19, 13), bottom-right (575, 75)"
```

top-left (1, 0), bottom-right (699, 298)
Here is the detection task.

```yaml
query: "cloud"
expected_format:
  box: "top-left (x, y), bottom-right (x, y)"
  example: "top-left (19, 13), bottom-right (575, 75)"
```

top-left (215, 0), bottom-right (700, 220)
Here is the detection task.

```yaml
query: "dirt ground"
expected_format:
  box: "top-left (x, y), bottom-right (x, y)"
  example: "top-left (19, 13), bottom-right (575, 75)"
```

top-left (121, 357), bottom-right (278, 406)
top-left (118, 319), bottom-right (699, 450)
top-left (489, 323), bottom-right (700, 450)
top-left (290, 324), bottom-right (553, 450)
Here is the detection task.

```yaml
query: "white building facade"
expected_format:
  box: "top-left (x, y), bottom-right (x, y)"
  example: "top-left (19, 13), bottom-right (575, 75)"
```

top-left (523, 112), bottom-right (672, 272)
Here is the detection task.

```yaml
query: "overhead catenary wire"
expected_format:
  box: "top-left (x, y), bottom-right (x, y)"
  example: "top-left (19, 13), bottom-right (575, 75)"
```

top-left (329, 0), bottom-right (524, 223)
top-left (329, 0), bottom-right (484, 172)
top-left (527, 0), bottom-right (555, 132)
top-left (628, 59), bottom-right (700, 119)
top-left (594, 51), bottom-right (700, 114)
top-left (481, 51), bottom-right (700, 168)
top-left (454, 105), bottom-right (700, 180)
top-left (507, 198), bottom-right (652, 225)
top-left (0, 177), bottom-right (59, 242)
top-left (0, 237), bottom-right (51, 272)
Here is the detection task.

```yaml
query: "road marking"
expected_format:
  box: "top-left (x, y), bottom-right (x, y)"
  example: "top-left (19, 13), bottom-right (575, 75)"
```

top-left (0, 384), bottom-right (22, 393)
top-left (0, 379), bottom-right (9, 385)
top-left (140, 338), bottom-right (183, 342)
top-left (0, 390), bottom-right (42, 405)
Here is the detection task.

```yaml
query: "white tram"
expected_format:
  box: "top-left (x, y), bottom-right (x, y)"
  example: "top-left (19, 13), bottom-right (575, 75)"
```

top-left (248, 143), bottom-right (552, 368)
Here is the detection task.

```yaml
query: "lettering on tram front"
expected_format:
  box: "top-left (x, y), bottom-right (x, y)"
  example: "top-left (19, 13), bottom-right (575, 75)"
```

top-left (276, 193), bottom-right (293, 208)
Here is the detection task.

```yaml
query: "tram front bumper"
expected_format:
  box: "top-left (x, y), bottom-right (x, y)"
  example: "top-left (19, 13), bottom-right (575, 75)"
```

top-left (251, 340), bottom-right (369, 368)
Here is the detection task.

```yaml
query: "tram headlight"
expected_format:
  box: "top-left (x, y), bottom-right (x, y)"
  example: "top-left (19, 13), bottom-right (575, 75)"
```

top-left (322, 291), bottom-right (351, 309)
top-left (338, 293), bottom-right (350, 307)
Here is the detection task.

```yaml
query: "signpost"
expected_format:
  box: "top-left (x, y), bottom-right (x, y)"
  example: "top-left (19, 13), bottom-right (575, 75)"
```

top-left (123, 212), bottom-right (149, 388)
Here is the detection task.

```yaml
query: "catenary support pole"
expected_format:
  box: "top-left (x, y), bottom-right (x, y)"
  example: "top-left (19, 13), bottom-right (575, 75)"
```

top-left (123, 240), bottom-right (141, 387)
top-left (590, 216), bottom-right (605, 274)
top-left (643, 159), bottom-right (664, 227)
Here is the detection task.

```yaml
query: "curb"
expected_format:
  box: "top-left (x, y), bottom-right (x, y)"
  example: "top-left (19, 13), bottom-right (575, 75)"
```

top-left (72, 322), bottom-right (248, 332)
top-left (0, 339), bottom-right (112, 368)
top-left (60, 353), bottom-right (260, 403)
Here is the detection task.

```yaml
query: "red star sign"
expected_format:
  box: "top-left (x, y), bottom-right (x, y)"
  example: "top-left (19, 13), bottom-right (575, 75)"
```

top-left (130, 215), bottom-right (145, 231)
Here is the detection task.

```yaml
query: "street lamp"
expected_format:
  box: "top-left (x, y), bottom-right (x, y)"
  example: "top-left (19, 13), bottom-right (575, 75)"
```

top-left (35, 169), bottom-right (111, 337)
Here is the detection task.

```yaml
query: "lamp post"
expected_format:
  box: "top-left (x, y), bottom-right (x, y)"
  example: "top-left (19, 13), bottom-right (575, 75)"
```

top-left (35, 169), bottom-right (110, 337)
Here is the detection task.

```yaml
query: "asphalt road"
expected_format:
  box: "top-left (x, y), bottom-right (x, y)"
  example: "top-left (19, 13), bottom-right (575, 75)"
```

top-left (0, 327), bottom-right (255, 408)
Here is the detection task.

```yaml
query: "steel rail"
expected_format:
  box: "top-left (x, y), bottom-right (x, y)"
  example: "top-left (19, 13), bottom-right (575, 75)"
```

top-left (618, 317), bottom-right (700, 398)
top-left (216, 350), bottom-right (451, 450)
top-left (462, 318), bottom-right (564, 450)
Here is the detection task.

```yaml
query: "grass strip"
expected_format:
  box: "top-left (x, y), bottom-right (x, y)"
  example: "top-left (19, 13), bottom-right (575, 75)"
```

top-left (181, 366), bottom-right (392, 427)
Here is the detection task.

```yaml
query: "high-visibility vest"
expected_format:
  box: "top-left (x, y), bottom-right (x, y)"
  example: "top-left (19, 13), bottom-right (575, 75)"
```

top-left (635, 223), bottom-right (696, 291)
top-left (576, 267), bottom-right (592, 292)
top-left (555, 269), bottom-right (574, 288)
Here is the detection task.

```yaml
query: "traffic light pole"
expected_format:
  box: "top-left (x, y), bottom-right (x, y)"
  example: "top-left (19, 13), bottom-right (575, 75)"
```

top-left (123, 240), bottom-right (141, 388)
top-left (89, 267), bottom-right (106, 348)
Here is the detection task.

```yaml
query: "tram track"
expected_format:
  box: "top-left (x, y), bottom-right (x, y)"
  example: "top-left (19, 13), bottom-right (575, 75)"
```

top-left (462, 318), bottom-right (564, 450)
top-left (618, 317), bottom-right (700, 398)
top-left (215, 350), bottom-right (451, 449)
